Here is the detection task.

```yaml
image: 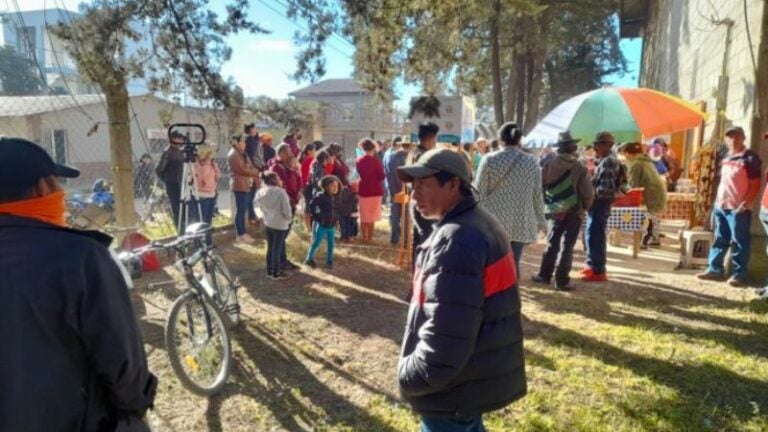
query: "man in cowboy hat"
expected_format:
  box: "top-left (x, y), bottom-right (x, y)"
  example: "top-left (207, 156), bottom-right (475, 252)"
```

top-left (532, 131), bottom-right (594, 291)
top-left (582, 131), bottom-right (626, 282)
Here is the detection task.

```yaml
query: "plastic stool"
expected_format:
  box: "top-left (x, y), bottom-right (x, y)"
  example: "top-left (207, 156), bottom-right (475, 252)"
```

top-left (678, 229), bottom-right (714, 268)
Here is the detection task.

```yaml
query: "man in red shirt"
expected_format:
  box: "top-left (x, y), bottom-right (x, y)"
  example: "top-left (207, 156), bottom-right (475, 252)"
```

top-left (697, 126), bottom-right (762, 287)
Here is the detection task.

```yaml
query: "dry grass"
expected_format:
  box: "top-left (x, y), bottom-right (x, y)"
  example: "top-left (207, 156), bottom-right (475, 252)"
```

top-left (131, 222), bottom-right (768, 432)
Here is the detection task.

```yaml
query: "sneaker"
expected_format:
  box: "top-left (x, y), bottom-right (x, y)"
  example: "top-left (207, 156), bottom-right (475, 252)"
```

top-left (282, 261), bottom-right (300, 271)
top-left (582, 272), bottom-right (608, 282)
top-left (270, 272), bottom-right (290, 281)
top-left (580, 267), bottom-right (594, 276)
top-left (235, 235), bottom-right (255, 244)
top-left (304, 259), bottom-right (316, 268)
top-left (696, 271), bottom-right (726, 281)
top-left (326, 262), bottom-right (334, 269)
top-left (727, 276), bottom-right (749, 288)
top-left (555, 282), bottom-right (574, 291)
top-left (531, 275), bottom-right (551, 285)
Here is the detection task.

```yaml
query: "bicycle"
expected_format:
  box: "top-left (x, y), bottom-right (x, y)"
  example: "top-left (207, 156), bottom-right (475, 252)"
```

top-left (120, 222), bottom-right (241, 396)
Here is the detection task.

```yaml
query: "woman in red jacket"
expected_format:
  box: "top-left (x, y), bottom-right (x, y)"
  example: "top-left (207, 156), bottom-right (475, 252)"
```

top-left (356, 138), bottom-right (385, 243)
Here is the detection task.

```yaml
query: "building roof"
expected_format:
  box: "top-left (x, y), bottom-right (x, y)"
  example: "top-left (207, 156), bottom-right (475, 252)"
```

top-left (619, 0), bottom-right (649, 38)
top-left (0, 93), bottom-right (153, 117)
top-left (289, 78), bottom-right (365, 97)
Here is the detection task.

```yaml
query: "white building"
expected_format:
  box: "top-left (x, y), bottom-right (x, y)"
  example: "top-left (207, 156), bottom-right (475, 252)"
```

top-left (0, 8), bottom-right (151, 95)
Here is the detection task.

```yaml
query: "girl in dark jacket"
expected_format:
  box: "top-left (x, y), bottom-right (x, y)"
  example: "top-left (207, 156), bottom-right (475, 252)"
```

top-left (304, 175), bottom-right (341, 269)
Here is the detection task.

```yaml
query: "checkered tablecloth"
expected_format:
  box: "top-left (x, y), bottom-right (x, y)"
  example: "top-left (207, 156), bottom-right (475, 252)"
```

top-left (607, 207), bottom-right (648, 231)
top-left (582, 207), bottom-right (649, 232)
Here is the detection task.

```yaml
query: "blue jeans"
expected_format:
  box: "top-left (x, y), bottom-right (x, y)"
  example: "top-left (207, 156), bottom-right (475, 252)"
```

top-left (510, 241), bottom-right (525, 277)
top-left (306, 223), bottom-right (335, 264)
top-left (266, 227), bottom-right (288, 275)
top-left (586, 198), bottom-right (612, 274)
top-left (247, 187), bottom-right (257, 221)
top-left (389, 202), bottom-right (402, 245)
top-left (420, 416), bottom-right (485, 432)
top-left (340, 216), bottom-right (356, 239)
top-left (191, 197), bottom-right (216, 245)
top-left (708, 207), bottom-right (752, 279)
top-left (233, 191), bottom-right (250, 236)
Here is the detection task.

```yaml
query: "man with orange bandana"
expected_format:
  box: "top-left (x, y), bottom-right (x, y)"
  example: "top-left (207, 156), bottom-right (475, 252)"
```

top-left (0, 137), bottom-right (157, 431)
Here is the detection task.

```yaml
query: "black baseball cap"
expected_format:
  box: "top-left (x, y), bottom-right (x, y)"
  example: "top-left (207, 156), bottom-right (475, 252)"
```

top-left (0, 137), bottom-right (80, 189)
top-left (397, 148), bottom-right (471, 185)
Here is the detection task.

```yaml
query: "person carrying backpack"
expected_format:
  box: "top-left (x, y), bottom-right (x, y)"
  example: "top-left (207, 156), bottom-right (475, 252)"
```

top-left (532, 132), bottom-right (594, 291)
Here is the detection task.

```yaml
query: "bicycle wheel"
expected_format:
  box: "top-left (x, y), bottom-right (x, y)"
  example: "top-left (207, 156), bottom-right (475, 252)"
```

top-left (203, 251), bottom-right (240, 327)
top-left (165, 291), bottom-right (232, 396)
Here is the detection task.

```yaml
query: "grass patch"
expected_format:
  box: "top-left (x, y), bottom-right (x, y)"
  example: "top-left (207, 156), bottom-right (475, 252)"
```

top-left (134, 223), bottom-right (768, 431)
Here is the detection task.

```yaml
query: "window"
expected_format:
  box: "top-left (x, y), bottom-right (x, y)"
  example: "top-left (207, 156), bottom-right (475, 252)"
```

top-left (16, 26), bottom-right (36, 60)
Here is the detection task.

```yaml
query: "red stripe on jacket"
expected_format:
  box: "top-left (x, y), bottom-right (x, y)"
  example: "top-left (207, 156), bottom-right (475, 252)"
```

top-left (484, 251), bottom-right (517, 298)
top-left (412, 267), bottom-right (425, 305)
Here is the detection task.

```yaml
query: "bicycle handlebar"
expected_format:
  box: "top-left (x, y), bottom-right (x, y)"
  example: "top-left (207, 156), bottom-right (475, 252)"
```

top-left (122, 233), bottom-right (207, 259)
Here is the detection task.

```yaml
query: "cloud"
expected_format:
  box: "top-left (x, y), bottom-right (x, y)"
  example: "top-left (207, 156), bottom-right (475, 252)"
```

top-left (250, 39), bottom-right (295, 53)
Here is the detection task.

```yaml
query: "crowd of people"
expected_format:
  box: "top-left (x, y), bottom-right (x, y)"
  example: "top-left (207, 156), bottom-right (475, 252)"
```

top-left (5, 114), bottom-right (768, 431)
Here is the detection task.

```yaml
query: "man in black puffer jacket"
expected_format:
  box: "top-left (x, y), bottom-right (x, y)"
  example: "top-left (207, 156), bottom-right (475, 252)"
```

top-left (396, 149), bottom-right (527, 432)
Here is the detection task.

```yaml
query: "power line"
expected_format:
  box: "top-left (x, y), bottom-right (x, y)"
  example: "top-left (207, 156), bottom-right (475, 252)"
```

top-left (6, 0), bottom-right (99, 124)
top-left (256, 0), bottom-right (354, 59)
top-left (270, 0), bottom-right (356, 49)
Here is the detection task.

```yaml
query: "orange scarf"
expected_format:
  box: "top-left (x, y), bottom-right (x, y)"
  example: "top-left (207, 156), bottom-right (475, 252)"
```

top-left (0, 190), bottom-right (67, 227)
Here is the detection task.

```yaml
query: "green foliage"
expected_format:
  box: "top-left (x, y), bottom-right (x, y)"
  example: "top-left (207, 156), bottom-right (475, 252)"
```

top-left (407, 96), bottom-right (441, 119)
top-left (50, 0), bottom-right (267, 107)
top-left (289, 0), bottom-right (626, 128)
top-left (0, 46), bottom-right (45, 96)
top-left (246, 95), bottom-right (318, 130)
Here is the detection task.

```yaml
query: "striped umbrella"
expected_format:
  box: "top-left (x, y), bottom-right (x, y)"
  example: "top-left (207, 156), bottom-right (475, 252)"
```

top-left (525, 87), bottom-right (708, 148)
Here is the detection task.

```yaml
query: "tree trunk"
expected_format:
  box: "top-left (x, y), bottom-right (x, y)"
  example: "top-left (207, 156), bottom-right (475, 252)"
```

top-left (104, 79), bottom-right (137, 241)
top-left (524, 48), bottom-right (548, 133)
top-left (749, 0), bottom-right (768, 235)
top-left (490, 1), bottom-right (504, 128)
top-left (515, 58), bottom-right (526, 126)
top-left (505, 58), bottom-right (518, 126)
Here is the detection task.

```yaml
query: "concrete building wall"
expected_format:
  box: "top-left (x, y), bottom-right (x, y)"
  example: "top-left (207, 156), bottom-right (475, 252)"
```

top-left (0, 95), bottom-right (227, 189)
top-left (293, 93), bottom-right (398, 157)
top-left (641, 0), bottom-right (764, 146)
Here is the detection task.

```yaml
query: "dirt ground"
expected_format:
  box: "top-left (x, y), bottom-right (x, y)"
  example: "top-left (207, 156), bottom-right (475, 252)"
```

top-left (132, 222), bottom-right (768, 432)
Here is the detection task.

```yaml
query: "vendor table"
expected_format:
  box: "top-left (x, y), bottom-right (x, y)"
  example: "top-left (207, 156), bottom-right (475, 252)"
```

top-left (583, 206), bottom-right (649, 259)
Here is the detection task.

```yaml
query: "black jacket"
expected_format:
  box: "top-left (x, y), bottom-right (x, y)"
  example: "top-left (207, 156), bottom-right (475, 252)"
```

top-left (310, 192), bottom-right (339, 228)
top-left (337, 187), bottom-right (359, 217)
top-left (0, 215), bottom-right (157, 431)
top-left (245, 136), bottom-right (265, 170)
top-left (398, 196), bottom-right (527, 418)
top-left (155, 145), bottom-right (184, 185)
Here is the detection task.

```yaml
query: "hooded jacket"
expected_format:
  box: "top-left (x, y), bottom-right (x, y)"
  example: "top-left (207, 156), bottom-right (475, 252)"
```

top-left (256, 185), bottom-right (293, 231)
top-left (627, 154), bottom-right (668, 213)
top-left (398, 196), bottom-right (527, 418)
top-left (310, 191), bottom-right (339, 228)
top-left (0, 215), bottom-right (157, 432)
top-left (541, 152), bottom-right (595, 218)
top-left (268, 158), bottom-right (302, 207)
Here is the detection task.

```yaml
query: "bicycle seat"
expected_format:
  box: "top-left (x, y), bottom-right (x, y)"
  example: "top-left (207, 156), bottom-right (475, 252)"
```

top-left (185, 222), bottom-right (213, 238)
